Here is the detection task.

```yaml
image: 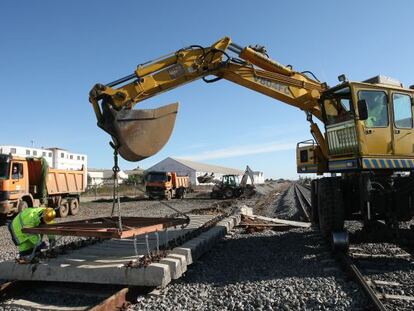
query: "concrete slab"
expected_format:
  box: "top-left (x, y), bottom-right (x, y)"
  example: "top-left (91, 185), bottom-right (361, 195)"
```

top-left (159, 257), bottom-right (182, 279)
top-left (0, 214), bottom-right (241, 288)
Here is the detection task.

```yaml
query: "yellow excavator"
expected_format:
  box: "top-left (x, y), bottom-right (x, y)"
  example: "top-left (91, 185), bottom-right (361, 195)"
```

top-left (89, 36), bottom-right (414, 241)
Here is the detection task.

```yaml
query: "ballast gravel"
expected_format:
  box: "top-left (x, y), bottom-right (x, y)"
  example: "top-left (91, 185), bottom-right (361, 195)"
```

top-left (133, 227), bottom-right (368, 311)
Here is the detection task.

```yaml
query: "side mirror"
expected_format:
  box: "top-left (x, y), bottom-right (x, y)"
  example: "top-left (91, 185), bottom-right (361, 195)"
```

top-left (357, 99), bottom-right (368, 121)
top-left (168, 176), bottom-right (172, 182)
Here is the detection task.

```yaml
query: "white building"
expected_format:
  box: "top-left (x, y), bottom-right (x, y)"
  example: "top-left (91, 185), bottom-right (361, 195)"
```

top-left (87, 170), bottom-right (105, 187)
top-left (88, 169), bottom-right (128, 186)
top-left (0, 145), bottom-right (87, 171)
top-left (145, 157), bottom-right (249, 186)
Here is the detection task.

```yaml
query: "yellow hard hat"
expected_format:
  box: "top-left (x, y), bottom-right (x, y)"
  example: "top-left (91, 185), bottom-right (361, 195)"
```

top-left (42, 208), bottom-right (56, 224)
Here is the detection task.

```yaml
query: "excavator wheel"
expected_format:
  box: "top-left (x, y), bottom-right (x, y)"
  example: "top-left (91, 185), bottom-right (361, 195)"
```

top-left (317, 178), bottom-right (345, 237)
top-left (223, 188), bottom-right (234, 199)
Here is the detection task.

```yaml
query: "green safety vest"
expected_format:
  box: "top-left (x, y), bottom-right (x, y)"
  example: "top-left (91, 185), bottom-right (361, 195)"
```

top-left (9, 207), bottom-right (47, 248)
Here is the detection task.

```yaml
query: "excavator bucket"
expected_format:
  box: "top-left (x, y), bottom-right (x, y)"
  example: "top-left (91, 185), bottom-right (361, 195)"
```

top-left (100, 102), bottom-right (179, 161)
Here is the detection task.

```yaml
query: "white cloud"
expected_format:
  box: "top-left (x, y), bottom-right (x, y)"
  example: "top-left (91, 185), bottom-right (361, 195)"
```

top-left (177, 140), bottom-right (295, 161)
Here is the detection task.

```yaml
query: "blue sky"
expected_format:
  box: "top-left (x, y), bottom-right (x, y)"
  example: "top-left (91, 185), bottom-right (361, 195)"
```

top-left (1, 1), bottom-right (413, 178)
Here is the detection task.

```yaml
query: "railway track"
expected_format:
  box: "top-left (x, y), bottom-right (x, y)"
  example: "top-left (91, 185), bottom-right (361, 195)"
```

top-left (293, 182), bottom-right (414, 310)
top-left (344, 225), bottom-right (414, 311)
top-left (0, 210), bottom-right (238, 310)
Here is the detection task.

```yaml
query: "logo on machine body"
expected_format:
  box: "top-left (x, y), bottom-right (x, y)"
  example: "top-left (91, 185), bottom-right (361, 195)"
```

top-left (253, 75), bottom-right (291, 96)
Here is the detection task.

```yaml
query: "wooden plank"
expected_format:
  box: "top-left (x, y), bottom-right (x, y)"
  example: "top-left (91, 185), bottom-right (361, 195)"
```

top-left (240, 223), bottom-right (289, 227)
top-left (378, 293), bottom-right (414, 301)
top-left (248, 215), bottom-right (311, 228)
top-left (372, 280), bottom-right (401, 287)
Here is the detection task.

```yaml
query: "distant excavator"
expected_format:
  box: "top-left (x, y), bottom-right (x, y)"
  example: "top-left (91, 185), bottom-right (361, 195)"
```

top-left (197, 166), bottom-right (256, 199)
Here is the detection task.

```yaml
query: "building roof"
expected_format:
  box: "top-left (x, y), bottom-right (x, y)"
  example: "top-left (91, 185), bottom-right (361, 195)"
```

top-left (125, 169), bottom-right (144, 175)
top-left (88, 168), bottom-right (128, 179)
top-left (170, 158), bottom-right (243, 174)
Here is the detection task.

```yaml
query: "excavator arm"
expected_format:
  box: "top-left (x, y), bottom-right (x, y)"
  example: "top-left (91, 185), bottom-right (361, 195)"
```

top-left (89, 36), bottom-right (328, 161)
top-left (240, 165), bottom-right (257, 188)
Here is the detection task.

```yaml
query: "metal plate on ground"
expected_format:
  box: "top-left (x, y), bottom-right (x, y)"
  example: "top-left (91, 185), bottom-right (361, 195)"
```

top-left (22, 216), bottom-right (189, 239)
top-left (0, 215), bottom-right (220, 287)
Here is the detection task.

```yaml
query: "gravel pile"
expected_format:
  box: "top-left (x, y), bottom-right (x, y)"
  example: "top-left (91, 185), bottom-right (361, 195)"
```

top-left (250, 182), bottom-right (290, 217)
top-left (134, 227), bottom-right (368, 310)
top-left (272, 184), bottom-right (302, 221)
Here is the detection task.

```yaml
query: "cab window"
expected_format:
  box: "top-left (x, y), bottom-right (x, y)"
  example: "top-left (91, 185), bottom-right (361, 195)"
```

top-left (323, 87), bottom-right (353, 125)
top-left (393, 93), bottom-right (413, 129)
top-left (11, 163), bottom-right (23, 179)
top-left (358, 90), bottom-right (388, 128)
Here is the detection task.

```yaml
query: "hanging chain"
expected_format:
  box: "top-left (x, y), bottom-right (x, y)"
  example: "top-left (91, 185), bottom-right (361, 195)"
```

top-left (110, 143), bottom-right (123, 232)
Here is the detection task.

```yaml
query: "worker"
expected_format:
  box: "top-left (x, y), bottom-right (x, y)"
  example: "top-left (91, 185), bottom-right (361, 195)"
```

top-left (8, 207), bottom-right (56, 262)
top-left (363, 92), bottom-right (388, 127)
top-left (11, 164), bottom-right (20, 179)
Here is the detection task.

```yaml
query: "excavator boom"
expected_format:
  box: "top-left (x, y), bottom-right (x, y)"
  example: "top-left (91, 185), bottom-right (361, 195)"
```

top-left (89, 36), bottom-right (326, 161)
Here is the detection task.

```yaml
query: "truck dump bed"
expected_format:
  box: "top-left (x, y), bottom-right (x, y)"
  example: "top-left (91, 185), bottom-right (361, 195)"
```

top-left (172, 173), bottom-right (189, 188)
top-left (47, 167), bottom-right (86, 195)
top-left (27, 158), bottom-right (86, 196)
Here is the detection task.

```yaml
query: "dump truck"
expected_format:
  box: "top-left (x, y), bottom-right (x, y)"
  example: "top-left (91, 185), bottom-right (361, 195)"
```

top-left (0, 154), bottom-right (86, 218)
top-left (145, 171), bottom-right (189, 200)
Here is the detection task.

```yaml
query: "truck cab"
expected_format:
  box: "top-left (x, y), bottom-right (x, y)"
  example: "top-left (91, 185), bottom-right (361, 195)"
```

top-left (0, 154), bottom-right (32, 215)
top-left (145, 171), bottom-right (189, 200)
top-left (0, 154), bottom-right (86, 217)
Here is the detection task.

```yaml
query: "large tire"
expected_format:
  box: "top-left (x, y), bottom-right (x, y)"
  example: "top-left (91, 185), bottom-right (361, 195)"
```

top-left (317, 177), bottom-right (345, 237)
top-left (58, 199), bottom-right (69, 218)
top-left (175, 188), bottom-right (184, 199)
top-left (18, 201), bottom-right (28, 213)
top-left (223, 188), bottom-right (234, 199)
top-left (311, 179), bottom-right (319, 224)
top-left (69, 198), bottom-right (80, 215)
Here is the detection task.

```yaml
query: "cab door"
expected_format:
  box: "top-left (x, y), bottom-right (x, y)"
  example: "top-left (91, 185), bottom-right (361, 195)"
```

top-left (357, 89), bottom-right (393, 156)
top-left (391, 92), bottom-right (413, 156)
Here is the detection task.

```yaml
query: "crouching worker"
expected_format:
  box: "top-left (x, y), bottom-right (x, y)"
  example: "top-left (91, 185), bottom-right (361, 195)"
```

top-left (8, 207), bottom-right (56, 263)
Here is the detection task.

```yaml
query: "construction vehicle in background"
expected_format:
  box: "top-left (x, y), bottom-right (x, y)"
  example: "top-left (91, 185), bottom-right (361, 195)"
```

top-left (0, 154), bottom-right (86, 219)
top-left (89, 36), bottom-right (414, 247)
top-left (197, 172), bottom-right (215, 184)
top-left (145, 171), bottom-right (190, 200)
top-left (209, 165), bottom-right (256, 199)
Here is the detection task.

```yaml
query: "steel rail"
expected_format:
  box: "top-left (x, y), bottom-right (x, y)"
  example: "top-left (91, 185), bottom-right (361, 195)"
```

top-left (336, 253), bottom-right (387, 311)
